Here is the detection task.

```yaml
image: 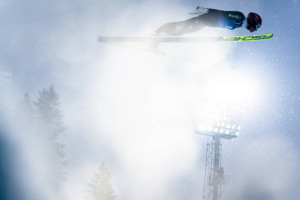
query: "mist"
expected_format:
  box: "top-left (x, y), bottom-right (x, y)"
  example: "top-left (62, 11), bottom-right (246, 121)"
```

top-left (1, 0), bottom-right (300, 200)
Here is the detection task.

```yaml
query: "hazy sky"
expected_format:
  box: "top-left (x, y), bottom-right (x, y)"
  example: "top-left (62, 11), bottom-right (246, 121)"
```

top-left (1, 0), bottom-right (300, 200)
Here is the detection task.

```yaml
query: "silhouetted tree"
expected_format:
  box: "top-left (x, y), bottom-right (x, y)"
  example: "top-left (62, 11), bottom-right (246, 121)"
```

top-left (87, 163), bottom-right (115, 200)
top-left (17, 92), bottom-right (35, 123)
top-left (34, 85), bottom-right (67, 180)
top-left (18, 85), bottom-right (67, 189)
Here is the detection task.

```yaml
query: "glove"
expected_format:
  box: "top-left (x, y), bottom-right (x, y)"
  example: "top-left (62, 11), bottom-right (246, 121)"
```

top-left (189, 6), bottom-right (208, 15)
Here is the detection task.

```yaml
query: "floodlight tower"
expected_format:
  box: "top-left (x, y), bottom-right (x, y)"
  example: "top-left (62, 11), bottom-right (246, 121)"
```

top-left (195, 106), bottom-right (243, 200)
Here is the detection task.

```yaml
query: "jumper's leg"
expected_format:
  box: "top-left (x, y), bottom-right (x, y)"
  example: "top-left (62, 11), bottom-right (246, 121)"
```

top-left (155, 16), bottom-right (207, 36)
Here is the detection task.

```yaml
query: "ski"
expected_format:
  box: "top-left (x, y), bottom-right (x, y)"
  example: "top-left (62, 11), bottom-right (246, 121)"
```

top-left (221, 33), bottom-right (273, 42)
top-left (98, 33), bottom-right (273, 45)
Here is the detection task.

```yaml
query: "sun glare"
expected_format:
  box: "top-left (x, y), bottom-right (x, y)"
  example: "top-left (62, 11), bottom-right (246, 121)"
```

top-left (194, 67), bottom-right (261, 136)
top-left (203, 69), bottom-right (260, 107)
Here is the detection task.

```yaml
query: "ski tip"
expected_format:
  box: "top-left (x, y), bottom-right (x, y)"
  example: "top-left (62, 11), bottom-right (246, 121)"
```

top-left (265, 33), bottom-right (273, 38)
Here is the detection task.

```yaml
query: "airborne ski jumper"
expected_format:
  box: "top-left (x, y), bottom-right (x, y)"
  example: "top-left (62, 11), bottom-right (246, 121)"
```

top-left (155, 6), bottom-right (262, 36)
top-left (98, 6), bottom-right (270, 46)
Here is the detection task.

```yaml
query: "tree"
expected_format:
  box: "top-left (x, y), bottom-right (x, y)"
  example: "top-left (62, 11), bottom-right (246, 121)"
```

top-left (34, 85), bottom-right (67, 180)
top-left (16, 85), bottom-right (67, 198)
top-left (87, 163), bottom-right (116, 200)
top-left (17, 92), bottom-right (35, 123)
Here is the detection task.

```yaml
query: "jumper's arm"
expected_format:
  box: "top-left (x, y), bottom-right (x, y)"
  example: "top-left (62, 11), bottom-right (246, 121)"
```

top-left (189, 6), bottom-right (209, 15)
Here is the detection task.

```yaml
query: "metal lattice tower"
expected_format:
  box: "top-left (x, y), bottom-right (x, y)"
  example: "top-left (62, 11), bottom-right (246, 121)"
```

top-left (202, 136), bottom-right (228, 200)
top-left (196, 105), bottom-right (243, 200)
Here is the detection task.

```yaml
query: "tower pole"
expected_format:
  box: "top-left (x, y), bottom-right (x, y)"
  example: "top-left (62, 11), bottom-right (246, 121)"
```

top-left (212, 136), bottom-right (221, 200)
top-left (196, 105), bottom-right (242, 200)
top-left (202, 136), bottom-right (223, 200)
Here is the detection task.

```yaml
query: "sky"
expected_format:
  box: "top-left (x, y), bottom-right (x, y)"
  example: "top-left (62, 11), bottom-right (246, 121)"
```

top-left (1, 0), bottom-right (300, 200)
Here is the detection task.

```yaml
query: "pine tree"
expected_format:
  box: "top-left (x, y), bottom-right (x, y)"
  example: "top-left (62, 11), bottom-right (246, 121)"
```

top-left (34, 85), bottom-right (67, 180)
top-left (87, 163), bottom-right (116, 200)
top-left (18, 92), bottom-right (35, 123)
top-left (16, 86), bottom-right (67, 198)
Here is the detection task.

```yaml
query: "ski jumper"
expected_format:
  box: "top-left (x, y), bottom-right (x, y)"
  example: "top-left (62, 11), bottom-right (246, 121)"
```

top-left (156, 8), bottom-right (246, 36)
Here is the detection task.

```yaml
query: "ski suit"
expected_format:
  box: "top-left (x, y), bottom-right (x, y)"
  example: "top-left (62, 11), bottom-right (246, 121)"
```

top-left (156, 9), bottom-right (246, 36)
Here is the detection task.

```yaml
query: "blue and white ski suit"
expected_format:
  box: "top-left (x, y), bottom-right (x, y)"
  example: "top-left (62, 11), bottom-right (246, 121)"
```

top-left (156, 8), bottom-right (246, 36)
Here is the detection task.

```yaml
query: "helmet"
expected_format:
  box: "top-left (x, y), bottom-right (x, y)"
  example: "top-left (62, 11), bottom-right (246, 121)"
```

top-left (246, 12), bottom-right (262, 32)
